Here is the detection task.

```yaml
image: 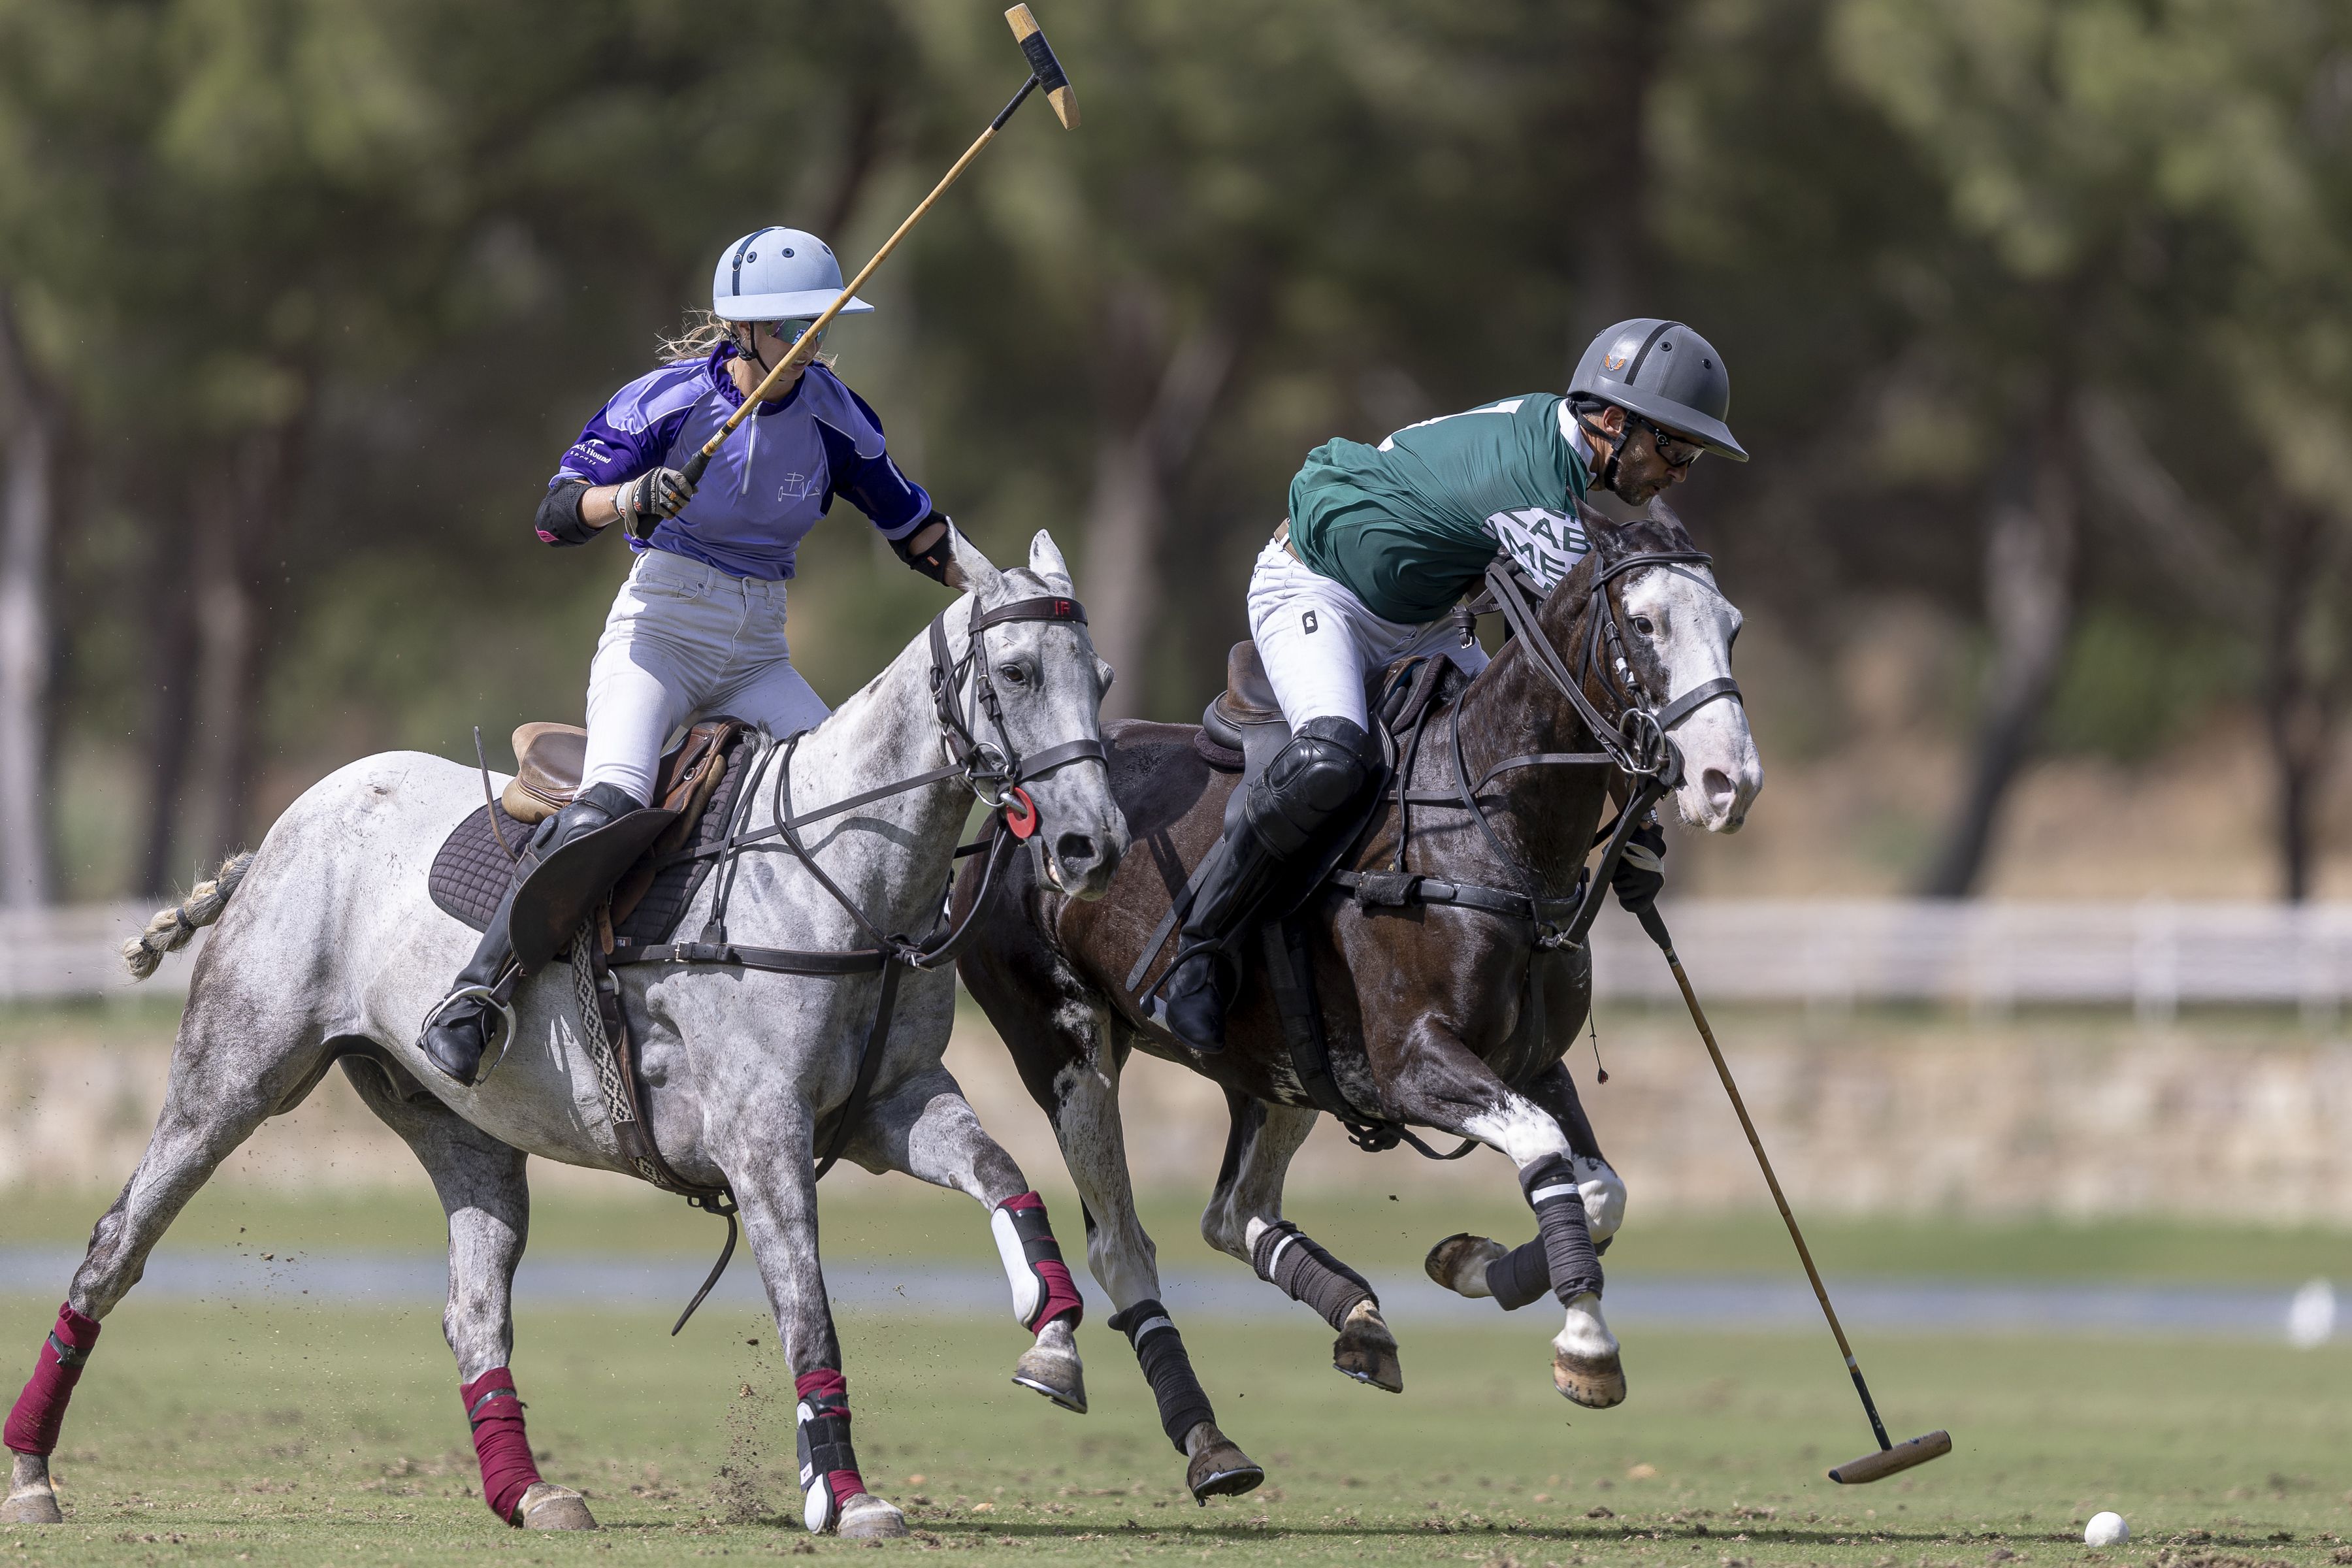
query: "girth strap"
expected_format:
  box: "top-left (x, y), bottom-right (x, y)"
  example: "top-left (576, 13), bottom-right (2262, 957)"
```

top-left (610, 940), bottom-right (887, 976)
top-left (1329, 868), bottom-right (1581, 927)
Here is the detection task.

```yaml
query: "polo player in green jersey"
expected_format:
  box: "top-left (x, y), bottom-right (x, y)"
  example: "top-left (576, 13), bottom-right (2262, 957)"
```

top-left (1158, 318), bottom-right (1750, 1053)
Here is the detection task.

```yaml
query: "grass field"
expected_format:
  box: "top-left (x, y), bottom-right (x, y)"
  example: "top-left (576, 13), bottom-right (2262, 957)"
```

top-left (0, 1289), bottom-right (2344, 1567)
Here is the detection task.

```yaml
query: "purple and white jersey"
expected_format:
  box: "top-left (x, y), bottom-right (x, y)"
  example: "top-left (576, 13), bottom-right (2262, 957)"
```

top-left (546, 344), bottom-right (932, 580)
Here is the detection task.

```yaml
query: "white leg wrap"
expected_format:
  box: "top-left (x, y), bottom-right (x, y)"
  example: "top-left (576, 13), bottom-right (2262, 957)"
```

top-left (991, 1206), bottom-right (1041, 1328)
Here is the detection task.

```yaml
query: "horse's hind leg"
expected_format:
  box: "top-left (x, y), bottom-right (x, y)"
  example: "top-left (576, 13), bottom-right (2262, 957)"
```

top-left (2, 976), bottom-right (331, 1524)
top-left (1198, 1095), bottom-right (1402, 1394)
top-left (1425, 1062), bottom-right (1626, 1310)
top-left (336, 1056), bottom-right (593, 1531)
top-left (849, 1066), bottom-right (1088, 1414)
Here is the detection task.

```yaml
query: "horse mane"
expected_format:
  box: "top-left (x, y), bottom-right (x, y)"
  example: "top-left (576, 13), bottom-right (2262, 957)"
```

top-left (1580, 498), bottom-right (1700, 566)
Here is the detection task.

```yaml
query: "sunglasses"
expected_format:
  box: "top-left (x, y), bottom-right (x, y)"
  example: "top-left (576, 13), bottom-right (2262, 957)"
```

top-left (743, 319), bottom-right (825, 348)
top-left (1629, 414), bottom-right (1705, 469)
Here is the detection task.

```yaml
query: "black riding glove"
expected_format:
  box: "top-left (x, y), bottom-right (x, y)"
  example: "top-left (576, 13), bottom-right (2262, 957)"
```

top-left (892, 515), bottom-right (958, 586)
top-left (612, 466), bottom-right (696, 542)
top-left (1612, 818), bottom-right (1667, 915)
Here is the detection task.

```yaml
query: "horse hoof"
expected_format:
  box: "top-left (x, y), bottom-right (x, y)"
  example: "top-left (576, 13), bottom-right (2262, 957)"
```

top-left (1331, 1300), bottom-right (1403, 1393)
top-left (1012, 1340), bottom-right (1088, 1414)
top-left (1552, 1347), bottom-right (1627, 1409)
top-left (1185, 1436), bottom-right (1265, 1503)
top-left (0, 1483), bottom-right (61, 1525)
top-left (515, 1482), bottom-right (596, 1530)
top-left (836, 1493), bottom-right (910, 1539)
top-left (1424, 1232), bottom-right (1505, 1298)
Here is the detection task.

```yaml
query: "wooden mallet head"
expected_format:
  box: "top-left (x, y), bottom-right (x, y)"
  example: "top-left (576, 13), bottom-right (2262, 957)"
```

top-left (1827, 1429), bottom-right (1952, 1484)
top-left (1005, 6), bottom-right (1079, 129)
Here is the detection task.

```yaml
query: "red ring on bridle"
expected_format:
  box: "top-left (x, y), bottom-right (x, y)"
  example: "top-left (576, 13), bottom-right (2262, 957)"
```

top-left (1003, 786), bottom-right (1039, 840)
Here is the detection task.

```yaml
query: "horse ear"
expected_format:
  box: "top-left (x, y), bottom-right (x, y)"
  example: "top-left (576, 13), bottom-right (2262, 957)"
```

top-left (949, 526), bottom-right (1002, 594)
top-left (1027, 529), bottom-right (1073, 589)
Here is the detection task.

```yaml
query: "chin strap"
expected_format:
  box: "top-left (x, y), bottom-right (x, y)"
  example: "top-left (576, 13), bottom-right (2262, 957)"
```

top-left (1576, 410), bottom-right (1627, 495)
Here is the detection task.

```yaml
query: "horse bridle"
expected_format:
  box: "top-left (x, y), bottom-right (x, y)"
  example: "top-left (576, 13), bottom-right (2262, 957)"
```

top-left (927, 592), bottom-right (1107, 838)
top-left (1478, 547), bottom-right (1744, 791)
top-left (1380, 547), bottom-right (1746, 960)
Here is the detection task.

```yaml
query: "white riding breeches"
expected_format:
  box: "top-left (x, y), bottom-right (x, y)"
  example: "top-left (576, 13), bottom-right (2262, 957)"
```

top-left (578, 548), bottom-right (830, 805)
top-left (1245, 533), bottom-right (1488, 733)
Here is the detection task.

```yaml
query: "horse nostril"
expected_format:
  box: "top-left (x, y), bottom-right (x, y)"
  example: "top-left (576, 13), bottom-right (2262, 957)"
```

top-left (1054, 832), bottom-right (1098, 870)
top-left (1703, 768), bottom-right (1735, 810)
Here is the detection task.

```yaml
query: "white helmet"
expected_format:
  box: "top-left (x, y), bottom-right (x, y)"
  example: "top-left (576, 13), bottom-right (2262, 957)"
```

top-left (710, 227), bottom-right (872, 323)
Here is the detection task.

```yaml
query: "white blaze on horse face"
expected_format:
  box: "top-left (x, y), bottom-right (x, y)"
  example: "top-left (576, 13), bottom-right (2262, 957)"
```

top-left (1617, 563), bottom-right (1762, 833)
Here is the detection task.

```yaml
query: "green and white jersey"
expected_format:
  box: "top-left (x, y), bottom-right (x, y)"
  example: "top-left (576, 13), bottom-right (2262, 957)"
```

top-left (1284, 393), bottom-right (1593, 625)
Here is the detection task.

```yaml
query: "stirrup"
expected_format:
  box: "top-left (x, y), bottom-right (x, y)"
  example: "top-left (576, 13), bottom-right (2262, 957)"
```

top-left (419, 983), bottom-right (517, 1085)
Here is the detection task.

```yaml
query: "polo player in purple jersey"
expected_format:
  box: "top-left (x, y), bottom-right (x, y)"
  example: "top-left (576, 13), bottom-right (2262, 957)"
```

top-left (419, 227), bottom-right (962, 1086)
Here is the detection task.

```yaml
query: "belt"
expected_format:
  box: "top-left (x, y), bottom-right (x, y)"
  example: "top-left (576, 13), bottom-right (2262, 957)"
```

top-left (1274, 519), bottom-right (1301, 564)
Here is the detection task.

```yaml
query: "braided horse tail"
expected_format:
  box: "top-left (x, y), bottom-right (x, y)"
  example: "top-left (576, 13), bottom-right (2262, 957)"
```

top-left (120, 852), bottom-right (255, 980)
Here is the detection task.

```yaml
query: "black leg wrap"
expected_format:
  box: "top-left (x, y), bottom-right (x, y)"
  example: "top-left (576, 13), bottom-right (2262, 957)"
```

top-left (1107, 1300), bottom-right (1216, 1452)
top-left (1521, 1153), bottom-right (1603, 1305)
top-left (1249, 1220), bottom-right (1375, 1331)
top-left (1486, 1235), bottom-right (1553, 1312)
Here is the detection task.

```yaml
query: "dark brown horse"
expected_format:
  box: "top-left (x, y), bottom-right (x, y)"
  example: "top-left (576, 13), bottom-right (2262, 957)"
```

top-left (956, 512), bottom-right (1761, 1499)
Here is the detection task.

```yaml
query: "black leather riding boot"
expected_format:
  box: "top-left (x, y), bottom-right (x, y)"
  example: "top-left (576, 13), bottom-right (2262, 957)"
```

top-left (421, 781), bottom-right (641, 1086)
top-left (1160, 717), bottom-right (1371, 1053)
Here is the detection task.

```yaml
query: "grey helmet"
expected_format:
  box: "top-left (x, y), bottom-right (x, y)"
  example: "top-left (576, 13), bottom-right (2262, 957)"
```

top-left (710, 227), bottom-right (871, 323)
top-left (1569, 319), bottom-right (1747, 461)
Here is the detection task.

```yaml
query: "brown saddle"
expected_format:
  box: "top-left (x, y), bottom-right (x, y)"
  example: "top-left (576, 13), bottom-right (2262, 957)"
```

top-left (428, 719), bottom-right (750, 940)
top-left (504, 721), bottom-right (737, 826)
top-left (521, 718), bottom-right (743, 933)
top-left (1197, 641), bottom-right (1453, 776)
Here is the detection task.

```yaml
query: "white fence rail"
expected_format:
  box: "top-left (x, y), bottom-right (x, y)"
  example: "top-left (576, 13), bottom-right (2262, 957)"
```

top-left (6, 899), bottom-right (2352, 1019)
top-left (1586, 900), bottom-right (2352, 1021)
top-left (0, 903), bottom-right (178, 1002)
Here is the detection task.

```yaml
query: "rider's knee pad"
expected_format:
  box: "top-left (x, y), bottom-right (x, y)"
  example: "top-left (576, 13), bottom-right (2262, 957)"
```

top-left (1246, 717), bottom-right (1371, 858)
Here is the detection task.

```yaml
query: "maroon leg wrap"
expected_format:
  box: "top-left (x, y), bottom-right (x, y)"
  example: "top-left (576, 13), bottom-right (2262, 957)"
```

top-left (5, 1303), bottom-right (99, 1457)
top-left (794, 1368), bottom-right (866, 1524)
top-left (994, 1192), bottom-right (1084, 1333)
top-left (459, 1367), bottom-right (544, 1524)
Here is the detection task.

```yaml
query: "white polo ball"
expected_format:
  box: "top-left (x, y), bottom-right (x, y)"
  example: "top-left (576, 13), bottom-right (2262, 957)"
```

top-left (2084, 1512), bottom-right (2129, 1547)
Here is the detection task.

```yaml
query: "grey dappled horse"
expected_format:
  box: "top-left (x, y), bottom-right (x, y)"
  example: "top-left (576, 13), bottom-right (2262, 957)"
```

top-left (1, 531), bottom-right (1124, 1540)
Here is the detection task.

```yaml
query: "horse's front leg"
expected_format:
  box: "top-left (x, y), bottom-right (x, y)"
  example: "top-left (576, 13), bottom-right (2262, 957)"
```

top-left (724, 1108), bottom-right (907, 1539)
top-left (1384, 1029), bottom-right (1625, 1409)
top-left (1198, 1094), bottom-right (1402, 1394)
top-left (848, 1067), bottom-right (1087, 1414)
top-left (1426, 1060), bottom-right (1626, 1313)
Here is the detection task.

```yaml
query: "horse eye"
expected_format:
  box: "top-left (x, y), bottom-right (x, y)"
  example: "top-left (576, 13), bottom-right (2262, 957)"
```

top-left (1631, 615), bottom-right (1656, 637)
top-left (997, 663), bottom-right (1027, 686)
